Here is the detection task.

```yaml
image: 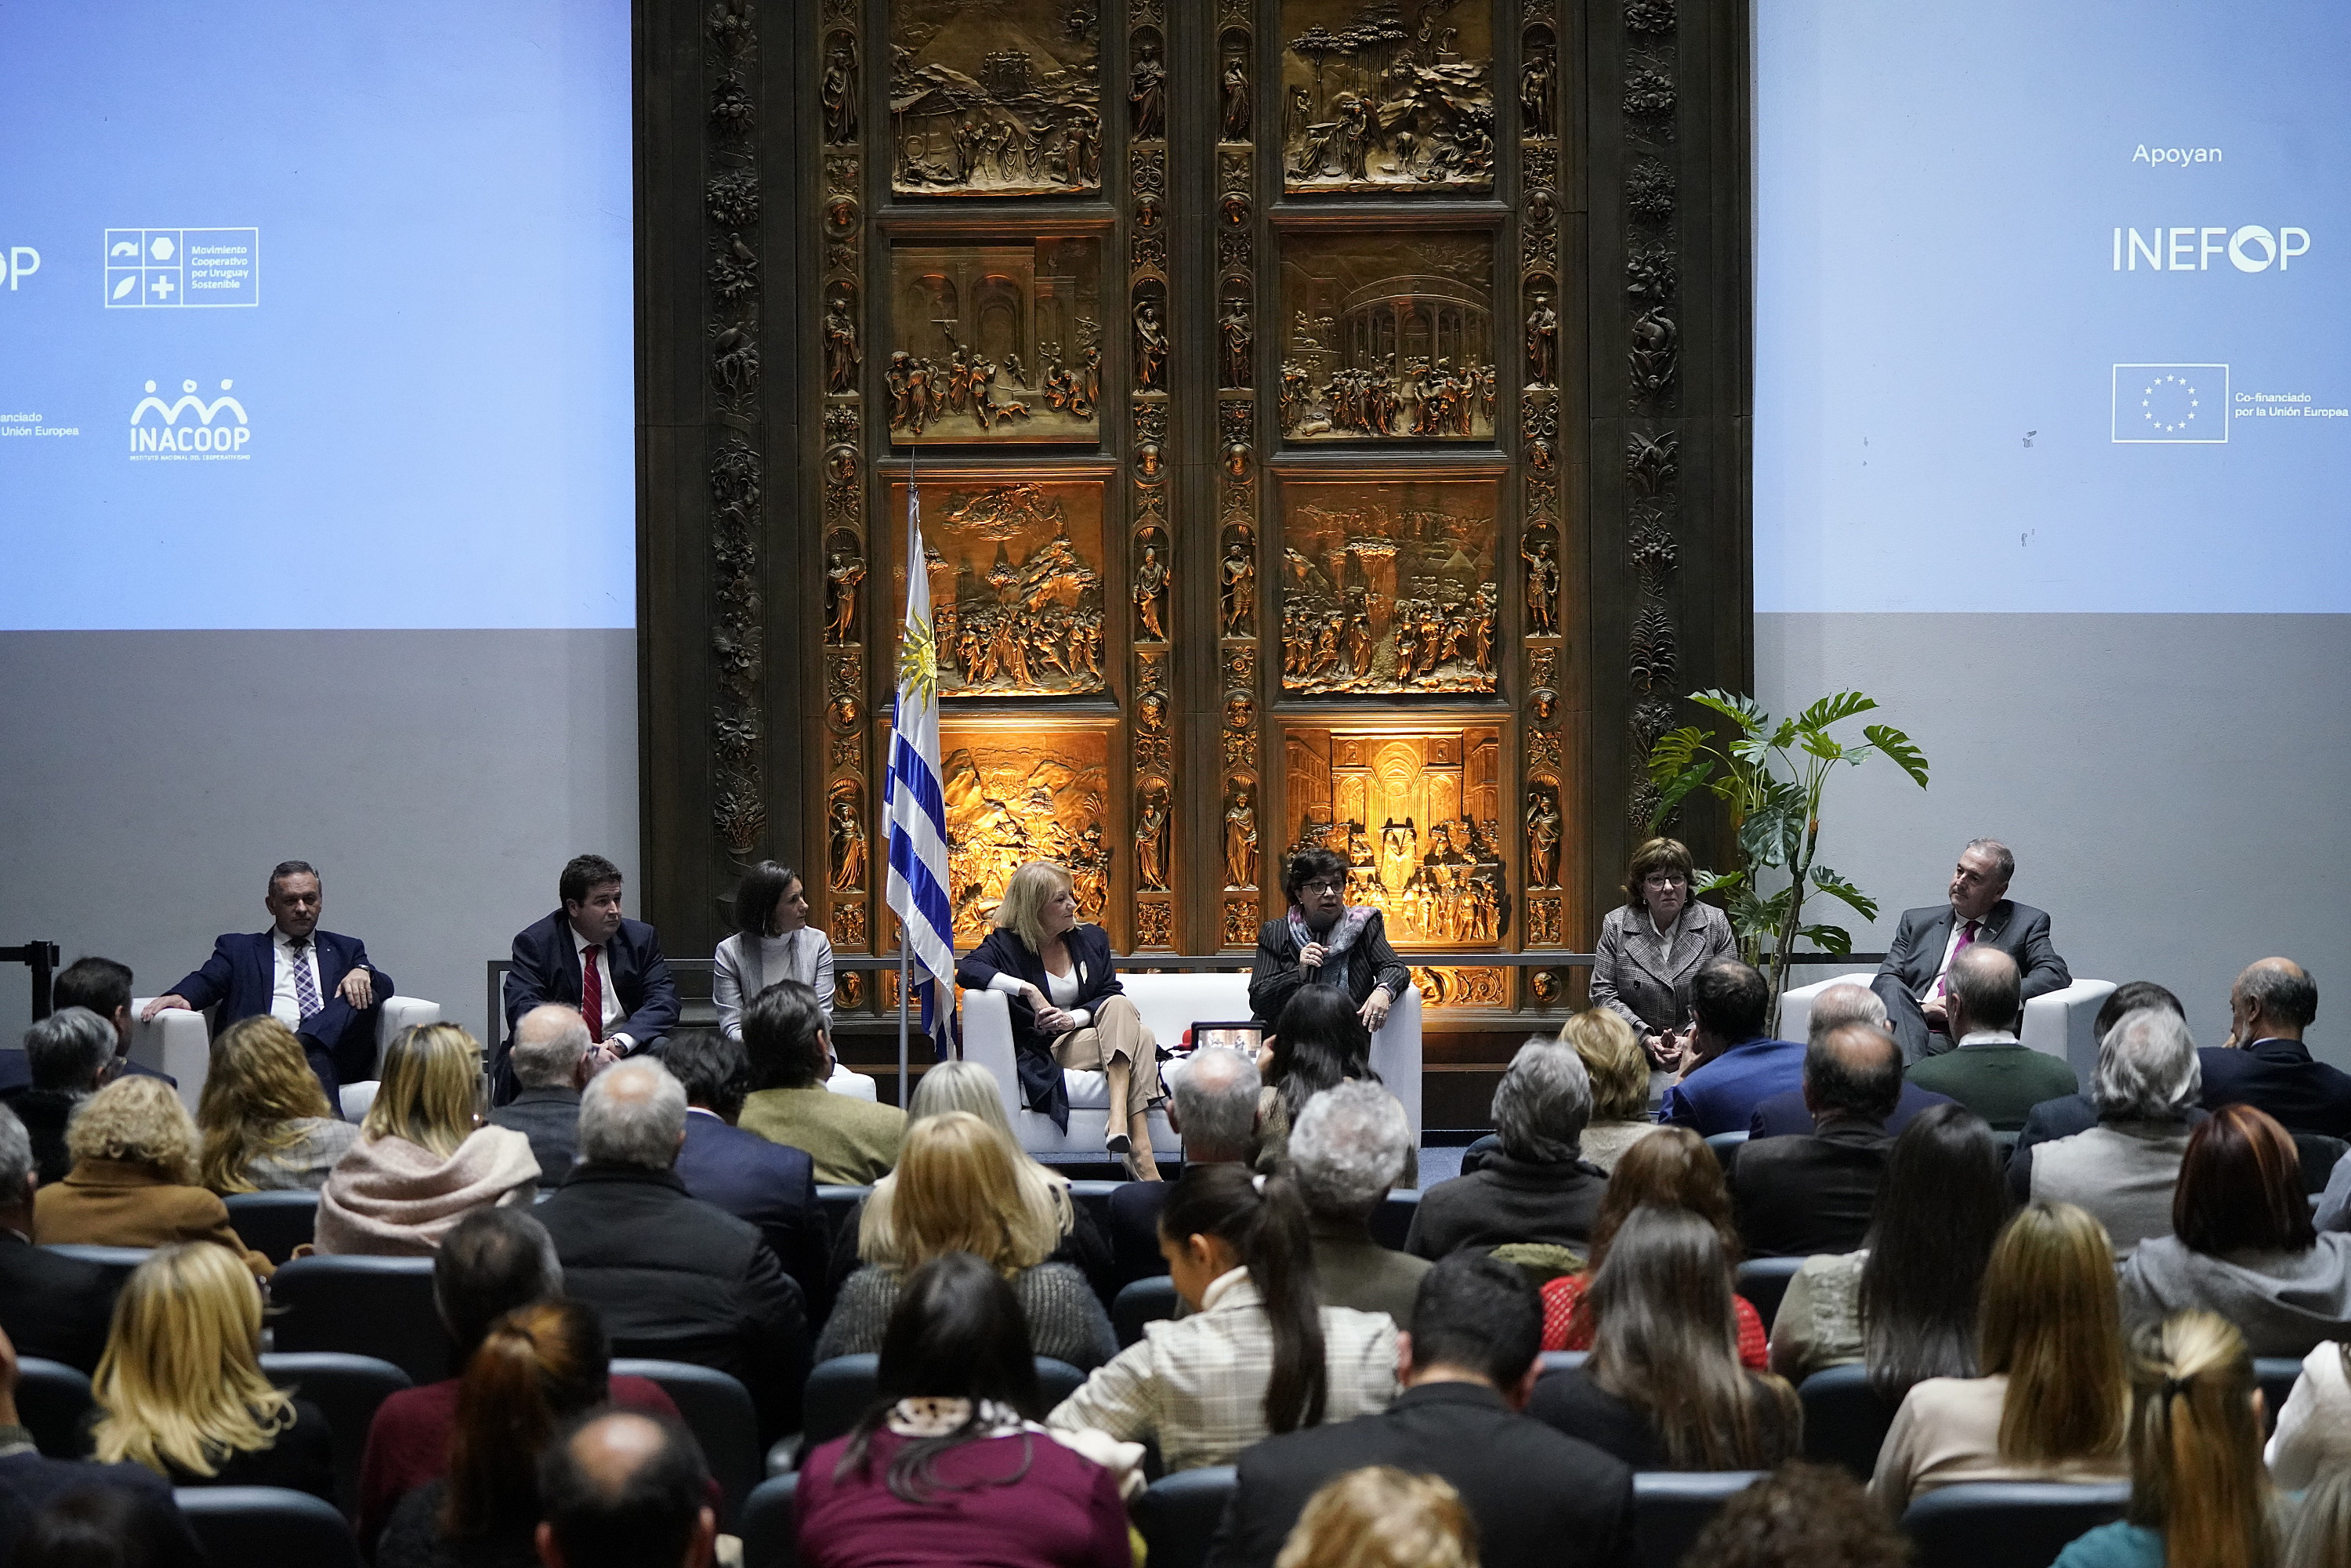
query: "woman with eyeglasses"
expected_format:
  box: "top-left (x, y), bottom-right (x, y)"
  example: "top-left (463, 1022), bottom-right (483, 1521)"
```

top-left (1588, 837), bottom-right (1736, 1076)
top-left (1249, 849), bottom-right (1414, 1037)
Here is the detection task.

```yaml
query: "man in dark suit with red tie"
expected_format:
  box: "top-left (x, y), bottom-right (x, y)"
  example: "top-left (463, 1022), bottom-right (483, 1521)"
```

top-left (498, 853), bottom-right (678, 1104)
top-left (142, 860), bottom-right (391, 1108)
top-left (1871, 838), bottom-right (2070, 1063)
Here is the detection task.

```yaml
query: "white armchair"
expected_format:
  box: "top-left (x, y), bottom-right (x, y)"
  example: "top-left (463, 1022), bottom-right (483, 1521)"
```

top-left (1779, 971), bottom-right (2117, 1077)
top-left (129, 996), bottom-right (444, 1119)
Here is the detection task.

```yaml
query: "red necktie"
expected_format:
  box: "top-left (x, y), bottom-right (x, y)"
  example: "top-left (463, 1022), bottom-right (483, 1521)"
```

top-left (581, 944), bottom-right (605, 1044)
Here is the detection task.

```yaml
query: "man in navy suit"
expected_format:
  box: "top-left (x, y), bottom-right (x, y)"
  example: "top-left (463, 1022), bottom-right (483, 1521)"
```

top-left (663, 1029), bottom-right (828, 1317)
top-left (500, 853), bottom-right (679, 1104)
top-left (142, 860), bottom-right (389, 1107)
top-left (1748, 981), bottom-right (1954, 1135)
top-left (1871, 838), bottom-right (2070, 1063)
top-left (1661, 961), bottom-right (1806, 1135)
top-left (2200, 958), bottom-right (2351, 1137)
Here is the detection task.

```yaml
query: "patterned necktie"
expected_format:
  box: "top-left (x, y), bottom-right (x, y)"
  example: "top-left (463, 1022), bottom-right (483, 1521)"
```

top-left (581, 944), bottom-right (605, 1044)
top-left (289, 941), bottom-right (323, 1023)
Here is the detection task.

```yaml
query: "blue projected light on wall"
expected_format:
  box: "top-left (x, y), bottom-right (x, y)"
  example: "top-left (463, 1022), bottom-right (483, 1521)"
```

top-left (0, 2), bottom-right (633, 630)
top-left (1755, 2), bottom-right (2351, 613)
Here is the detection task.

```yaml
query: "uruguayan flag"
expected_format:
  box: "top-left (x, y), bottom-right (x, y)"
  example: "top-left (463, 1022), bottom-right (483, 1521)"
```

top-left (885, 481), bottom-right (957, 1052)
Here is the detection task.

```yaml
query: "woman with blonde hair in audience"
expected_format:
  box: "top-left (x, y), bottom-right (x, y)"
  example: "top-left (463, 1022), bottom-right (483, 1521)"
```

top-left (1273, 1466), bottom-right (1479, 1568)
top-left (33, 1074), bottom-right (272, 1275)
top-left (1558, 1009), bottom-right (1663, 1172)
top-left (317, 1023), bottom-right (538, 1255)
top-left (197, 1015), bottom-right (357, 1193)
top-left (817, 1110), bottom-right (1117, 1369)
top-left (2282, 1465), bottom-right (2351, 1568)
top-left (1528, 1205), bottom-right (1800, 1468)
top-left (1870, 1200), bottom-right (2130, 1513)
top-left (2052, 1311), bottom-right (2274, 1568)
top-left (89, 1241), bottom-right (333, 1499)
top-left (1540, 1126), bottom-right (1768, 1364)
top-left (1048, 1164), bottom-right (1398, 1472)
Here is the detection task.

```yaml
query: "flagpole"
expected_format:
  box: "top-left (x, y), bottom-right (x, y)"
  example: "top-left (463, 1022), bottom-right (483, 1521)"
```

top-left (896, 924), bottom-right (911, 1110)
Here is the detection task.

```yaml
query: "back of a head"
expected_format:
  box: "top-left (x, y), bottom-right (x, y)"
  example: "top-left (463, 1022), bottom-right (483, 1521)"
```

top-left (364, 1022), bottom-right (484, 1157)
top-left (51, 958), bottom-right (133, 1028)
top-left (1290, 1081), bottom-right (1411, 1223)
top-left (1946, 945), bottom-right (2022, 1034)
top-left (661, 1030), bottom-right (750, 1118)
top-left (2095, 981), bottom-right (2186, 1041)
top-left (1273, 1466), bottom-right (1477, 1568)
top-left (1490, 1037), bottom-right (1592, 1163)
top-left (538, 1410), bottom-right (712, 1568)
top-left (1979, 1202), bottom-right (2126, 1465)
top-left (1804, 1024), bottom-right (1904, 1124)
top-left (511, 1005), bottom-right (594, 1092)
top-left (2092, 1008), bottom-right (2201, 1121)
top-left (1859, 1104), bottom-right (2012, 1399)
top-left (875, 1250), bottom-right (1041, 1414)
top-left (893, 1110), bottom-right (1056, 1273)
top-left (1803, 983), bottom-right (1889, 1048)
top-left (1685, 1460), bottom-right (1911, 1568)
top-left (1588, 1124), bottom-right (1737, 1269)
top-left (906, 1058), bottom-right (1017, 1142)
top-left (1171, 1046), bottom-right (1262, 1161)
top-left (0, 1103), bottom-right (31, 1198)
top-left (13, 1485), bottom-right (203, 1568)
top-left (24, 1007), bottom-right (115, 1093)
top-left (1159, 1162), bottom-right (1328, 1433)
top-left (67, 1075), bottom-right (197, 1182)
top-left (2237, 958), bottom-right (2319, 1033)
top-left (2175, 1103), bottom-right (2312, 1258)
top-left (578, 1058), bottom-right (688, 1171)
top-left (1406, 1253), bottom-right (1541, 1389)
top-left (2285, 1462), bottom-right (2351, 1568)
top-left (445, 1298), bottom-right (611, 1538)
top-left (196, 1016), bottom-right (332, 1193)
top-left (1563, 1008), bottom-right (1649, 1121)
top-left (741, 980), bottom-right (826, 1091)
top-left (1692, 961), bottom-right (1769, 1042)
top-left (92, 1243), bottom-right (287, 1476)
top-left (435, 1208), bottom-right (564, 1360)
top-left (2124, 1312), bottom-right (2266, 1568)
top-left (1272, 985), bottom-right (1372, 1114)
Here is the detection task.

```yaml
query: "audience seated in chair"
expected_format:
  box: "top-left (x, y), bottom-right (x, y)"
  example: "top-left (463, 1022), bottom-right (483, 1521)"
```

top-left (1407, 1039), bottom-right (1604, 1261)
top-left (1560, 1009), bottom-right (1666, 1173)
top-left (0, 1105), bottom-right (117, 1374)
top-left (2013, 1009), bottom-right (2201, 1259)
top-left (1867, 1201), bottom-right (2129, 1513)
top-left (2200, 958), bottom-right (2351, 1138)
top-left (2282, 1467), bottom-right (2351, 1568)
top-left (1049, 1165), bottom-right (1397, 1472)
top-left (0, 1324), bottom-right (201, 1567)
top-left (1544, 1126), bottom-right (1769, 1367)
top-left (532, 1059), bottom-right (808, 1442)
top-left (2119, 1103), bottom-right (2351, 1358)
top-left (1684, 1461), bottom-right (1910, 1568)
top-left (1730, 1024), bottom-right (1904, 1258)
top-left (1110, 1047), bottom-right (1264, 1287)
top-left (318, 1023), bottom-right (539, 1256)
top-left (375, 1297), bottom-right (612, 1568)
top-left (2049, 1312), bottom-right (2267, 1568)
top-left (1208, 1253), bottom-right (1637, 1568)
top-left (358, 1208), bottom-right (682, 1552)
top-left (1770, 1103), bottom-right (2014, 1391)
top-left (1265, 1466), bottom-right (1477, 1568)
top-left (1256, 986), bottom-right (1412, 1188)
top-left (2266, 1335), bottom-right (2351, 1495)
top-left (1661, 962), bottom-right (1805, 1136)
top-left (661, 1030), bottom-right (828, 1318)
top-left (1291, 1082), bottom-right (1427, 1330)
top-left (9, 1479), bottom-right (207, 1568)
top-left (1905, 948), bottom-right (2081, 1132)
top-left (197, 1016), bottom-right (358, 1193)
top-left (30, 957), bottom-right (176, 1092)
top-left (737, 982), bottom-right (903, 1187)
top-left (1747, 985), bottom-right (1956, 1139)
top-left (9, 1009), bottom-right (118, 1184)
top-left (491, 1006), bottom-right (599, 1184)
top-left (1527, 1206), bottom-right (1801, 1470)
top-left (799, 1252), bottom-right (1140, 1568)
top-left (33, 1074), bottom-right (271, 1275)
top-left (2009, 983), bottom-right (2197, 1164)
top-left (817, 1110), bottom-right (1115, 1370)
top-left (90, 1241), bottom-right (334, 1501)
top-left (534, 1410), bottom-right (716, 1568)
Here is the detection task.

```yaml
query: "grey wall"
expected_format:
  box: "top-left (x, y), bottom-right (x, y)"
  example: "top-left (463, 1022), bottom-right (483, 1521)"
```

top-left (0, 631), bottom-right (638, 1044)
top-left (1755, 613), bottom-right (2351, 1066)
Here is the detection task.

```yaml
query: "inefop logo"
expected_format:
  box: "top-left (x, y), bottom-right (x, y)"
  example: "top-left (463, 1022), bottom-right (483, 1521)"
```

top-left (129, 378), bottom-right (252, 460)
top-left (1, 246), bottom-right (38, 291)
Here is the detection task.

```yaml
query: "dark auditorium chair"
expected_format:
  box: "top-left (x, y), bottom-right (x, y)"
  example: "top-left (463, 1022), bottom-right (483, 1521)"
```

top-left (799, 1354), bottom-right (1090, 1449)
top-left (175, 1486), bottom-right (362, 1568)
top-left (2295, 1134), bottom-right (2349, 1196)
top-left (1068, 1179), bottom-right (1121, 1233)
top-left (41, 1244), bottom-right (151, 1295)
top-left (16, 1357), bottom-right (94, 1460)
top-left (1114, 1275), bottom-right (1182, 1347)
top-left (224, 1190), bottom-right (321, 1264)
top-left (816, 1184), bottom-right (869, 1240)
top-left (614, 1358), bottom-right (762, 1530)
top-left (1633, 1470), bottom-right (1766, 1568)
top-left (259, 1353), bottom-right (411, 1519)
top-left (270, 1255), bottom-right (453, 1385)
top-left (1368, 1188), bottom-right (1420, 1251)
top-left (1136, 1465), bottom-right (1237, 1568)
top-left (1705, 1131), bottom-right (1749, 1166)
top-left (1902, 1481), bottom-right (2130, 1568)
top-left (741, 1472), bottom-right (799, 1568)
top-left (2256, 1357), bottom-right (2304, 1437)
top-left (1734, 1256), bottom-right (1805, 1332)
top-left (1799, 1363), bottom-right (1901, 1481)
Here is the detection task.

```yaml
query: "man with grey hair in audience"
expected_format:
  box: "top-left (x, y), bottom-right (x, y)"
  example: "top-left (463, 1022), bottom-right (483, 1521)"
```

top-left (1871, 838), bottom-right (2071, 1062)
top-left (1109, 1046), bottom-right (1264, 1284)
top-left (2015, 1007), bottom-right (2201, 1258)
top-left (1407, 1039), bottom-right (1604, 1260)
top-left (533, 1058), bottom-right (808, 1439)
top-left (490, 1005), bottom-right (600, 1181)
top-left (0, 1102), bottom-right (118, 1372)
top-left (1294, 1081), bottom-right (1430, 1327)
top-left (2201, 958), bottom-right (2351, 1137)
top-left (2, 1009), bottom-right (118, 1183)
top-left (1747, 983), bottom-right (1959, 1137)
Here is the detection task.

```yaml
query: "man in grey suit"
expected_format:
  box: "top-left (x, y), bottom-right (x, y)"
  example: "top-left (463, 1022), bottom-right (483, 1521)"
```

top-left (1872, 838), bottom-right (2070, 1063)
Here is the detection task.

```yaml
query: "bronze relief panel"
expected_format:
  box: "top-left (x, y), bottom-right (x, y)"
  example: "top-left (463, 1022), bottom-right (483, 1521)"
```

top-left (1281, 0), bottom-right (1494, 194)
top-left (1275, 474), bottom-right (1498, 695)
top-left (1277, 230), bottom-right (1497, 443)
top-left (887, 478), bottom-right (1109, 698)
top-left (889, 0), bottom-right (1103, 197)
top-left (1281, 724), bottom-right (1507, 948)
top-left (940, 722), bottom-right (1114, 948)
top-left (887, 237), bottom-right (1103, 446)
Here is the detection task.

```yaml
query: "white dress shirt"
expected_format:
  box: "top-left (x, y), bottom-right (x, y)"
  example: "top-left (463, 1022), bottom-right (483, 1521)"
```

top-left (270, 929), bottom-right (327, 1026)
top-left (574, 929), bottom-right (629, 1045)
top-left (987, 961), bottom-right (1092, 1030)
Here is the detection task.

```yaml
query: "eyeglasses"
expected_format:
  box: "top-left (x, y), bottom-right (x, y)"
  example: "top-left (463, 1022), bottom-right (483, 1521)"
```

top-left (1301, 878), bottom-right (1345, 895)
top-left (1642, 872), bottom-right (1688, 888)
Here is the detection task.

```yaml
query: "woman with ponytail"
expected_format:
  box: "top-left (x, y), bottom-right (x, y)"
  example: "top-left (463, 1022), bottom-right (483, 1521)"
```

top-left (1045, 1164), bottom-right (1397, 1471)
top-left (2052, 1310), bottom-right (2275, 1568)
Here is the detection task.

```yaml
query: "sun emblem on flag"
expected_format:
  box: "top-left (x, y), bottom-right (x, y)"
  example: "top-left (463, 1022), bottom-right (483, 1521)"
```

top-left (898, 614), bottom-right (940, 705)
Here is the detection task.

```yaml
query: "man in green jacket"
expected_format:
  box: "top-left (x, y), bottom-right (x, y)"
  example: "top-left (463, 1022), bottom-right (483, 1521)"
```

top-left (1906, 945), bottom-right (2078, 1131)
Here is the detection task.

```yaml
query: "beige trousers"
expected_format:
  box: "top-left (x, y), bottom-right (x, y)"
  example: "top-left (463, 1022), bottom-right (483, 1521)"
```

top-left (1051, 994), bottom-right (1163, 1119)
